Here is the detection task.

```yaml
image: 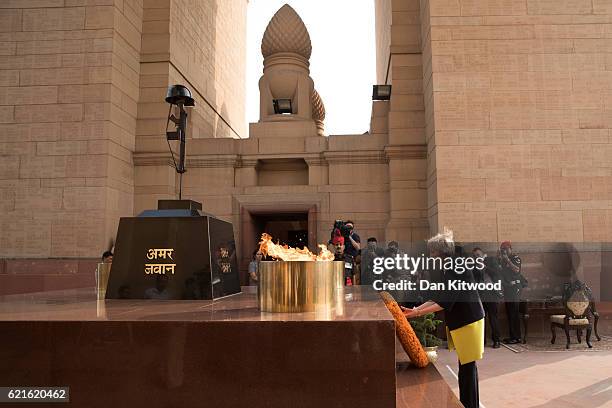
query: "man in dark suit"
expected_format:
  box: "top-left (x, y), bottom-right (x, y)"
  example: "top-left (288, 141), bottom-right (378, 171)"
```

top-left (498, 241), bottom-right (527, 344)
top-left (472, 247), bottom-right (503, 348)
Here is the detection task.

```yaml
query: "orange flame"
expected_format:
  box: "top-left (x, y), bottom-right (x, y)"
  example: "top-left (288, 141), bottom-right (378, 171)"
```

top-left (258, 233), bottom-right (334, 261)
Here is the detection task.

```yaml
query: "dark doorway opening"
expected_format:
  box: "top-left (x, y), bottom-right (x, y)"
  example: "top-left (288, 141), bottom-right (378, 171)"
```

top-left (251, 212), bottom-right (308, 249)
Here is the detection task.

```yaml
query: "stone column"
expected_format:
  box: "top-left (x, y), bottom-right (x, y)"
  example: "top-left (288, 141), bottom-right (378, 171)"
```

top-left (384, 145), bottom-right (429, 242)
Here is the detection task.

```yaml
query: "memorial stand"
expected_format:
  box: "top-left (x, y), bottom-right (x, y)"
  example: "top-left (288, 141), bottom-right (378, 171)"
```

top-left (106, 199), bottom-right (240, 300)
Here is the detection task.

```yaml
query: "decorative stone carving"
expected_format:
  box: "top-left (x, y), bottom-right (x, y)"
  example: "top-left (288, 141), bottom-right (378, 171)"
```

top-left (311, 89), bottom-right (325, 136)
top-left (261, 4), bottom-right (312, 61)
top-left (255, 4), bottom-right (323, 136)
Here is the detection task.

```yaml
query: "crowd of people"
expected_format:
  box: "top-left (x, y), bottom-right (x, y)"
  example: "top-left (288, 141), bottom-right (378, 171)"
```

top-left (363, 238), bottom-right (528, 349)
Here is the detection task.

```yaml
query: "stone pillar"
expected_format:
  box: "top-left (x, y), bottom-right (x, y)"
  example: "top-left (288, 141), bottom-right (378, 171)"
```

top-left (385, 145), bottom-right (429, 242)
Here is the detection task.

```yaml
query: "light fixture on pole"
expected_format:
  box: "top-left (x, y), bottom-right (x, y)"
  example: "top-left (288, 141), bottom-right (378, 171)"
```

top-left (165, 84), bottom-right (195, 200)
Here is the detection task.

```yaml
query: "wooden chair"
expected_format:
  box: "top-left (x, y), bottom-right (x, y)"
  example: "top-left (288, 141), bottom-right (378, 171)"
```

top-left (550, 280), bottom-right (600, 349)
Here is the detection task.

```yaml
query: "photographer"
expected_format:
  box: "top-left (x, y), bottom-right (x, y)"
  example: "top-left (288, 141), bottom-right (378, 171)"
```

top-left (498, 241), bottom-right (527, 344)
top-left (330, 220), bottom-right (361, 285)
top-left (344, 221), bottom-right (360, 285)
top-left (330, 231), bottom-right (354, 285)
top-left (342, 220), bottom-right (361, 258)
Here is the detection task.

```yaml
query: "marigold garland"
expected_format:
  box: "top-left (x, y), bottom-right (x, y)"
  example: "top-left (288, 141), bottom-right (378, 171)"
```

top-left (380, 291), bottom-right (429, 368)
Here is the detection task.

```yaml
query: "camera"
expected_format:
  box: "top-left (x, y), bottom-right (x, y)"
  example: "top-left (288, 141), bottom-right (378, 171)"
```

top-left (333, 220), bottom-right (352, 238)
top-left (330, 220), bottom-right (354, 246)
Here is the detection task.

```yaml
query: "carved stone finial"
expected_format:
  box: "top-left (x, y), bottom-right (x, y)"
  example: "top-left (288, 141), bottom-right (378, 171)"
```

top-left (261, 4), bottom-right (312, 60)
top-left (311, 89), bottom-right (325, 136)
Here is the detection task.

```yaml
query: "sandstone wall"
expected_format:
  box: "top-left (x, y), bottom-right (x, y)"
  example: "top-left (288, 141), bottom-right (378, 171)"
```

top-left (374, 0), bottom-right (429, 242)
top-left (422, 0), bottom-right (612, 242)
top-left (135, 0), bottom-right (248, 214)
top-left (375, 0), bottom-right (392, 85)
top-left (0, 0), bottom-right (141, 259)
top-left (133, 131), bottom-right (393, 283)
top-left (136, 0), bottom-right (246, 147)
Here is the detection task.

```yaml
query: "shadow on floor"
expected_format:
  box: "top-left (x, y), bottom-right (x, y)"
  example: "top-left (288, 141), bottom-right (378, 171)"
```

top-left (529, 377), bottom-right (612, 408)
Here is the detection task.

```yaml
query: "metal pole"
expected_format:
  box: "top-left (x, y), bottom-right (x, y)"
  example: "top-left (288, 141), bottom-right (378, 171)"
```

top-left (177, 103), bottom-right (187, 200)
top-left (179, 172), bottom-right (183, 200)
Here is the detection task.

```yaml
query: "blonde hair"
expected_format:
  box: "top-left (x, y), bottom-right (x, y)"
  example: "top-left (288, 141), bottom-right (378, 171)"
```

top-left (427, 227), bottom-right (455, 257)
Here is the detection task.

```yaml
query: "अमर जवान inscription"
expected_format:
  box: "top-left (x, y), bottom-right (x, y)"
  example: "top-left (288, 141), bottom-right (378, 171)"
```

top-left (145, 248), bottom-right (177, 275)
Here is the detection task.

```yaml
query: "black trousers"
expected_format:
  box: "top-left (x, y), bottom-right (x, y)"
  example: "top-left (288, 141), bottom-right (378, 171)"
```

top-left (458, 361), bottom-right (479, 408)
top-left (483, 301), bottom-right (500, 343)
top-left (505, 300), bottom-right (521, 340)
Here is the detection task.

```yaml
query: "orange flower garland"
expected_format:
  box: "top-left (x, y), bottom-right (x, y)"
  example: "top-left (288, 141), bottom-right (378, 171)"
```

top-left (380, 291), bottom-right (429, 368)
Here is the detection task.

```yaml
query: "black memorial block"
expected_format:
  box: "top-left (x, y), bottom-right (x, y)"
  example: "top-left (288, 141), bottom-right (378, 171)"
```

top-left (106, 200), bottom-right (240, 300)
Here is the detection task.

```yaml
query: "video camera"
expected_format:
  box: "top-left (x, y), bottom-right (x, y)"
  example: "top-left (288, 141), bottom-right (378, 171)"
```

top-left (333, 220), bottom-right (353, 238)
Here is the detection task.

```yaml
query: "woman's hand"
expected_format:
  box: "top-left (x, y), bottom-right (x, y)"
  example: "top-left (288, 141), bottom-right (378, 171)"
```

top-left (400, 306), bottom-right (419, 319)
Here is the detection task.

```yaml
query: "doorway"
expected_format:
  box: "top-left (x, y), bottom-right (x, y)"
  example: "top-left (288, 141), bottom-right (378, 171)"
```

top-left (239, 204), bottom-right (318, 285)
top-left (251, 212), bottom-right (309, 249)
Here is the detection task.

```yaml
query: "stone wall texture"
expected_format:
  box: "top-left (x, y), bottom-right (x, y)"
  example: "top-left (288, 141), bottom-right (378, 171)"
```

top-left (421, 0), bottom-right (612, 242)
top-left (375, 0), bottom-right (430, 242)
top-left (0, 0), bottom-right (247, 260)
top-left (135, 0), bottom-right (247, 214)
top-left (0, 0), bottom-right (247, 293)
top-left (2, 0), bottom-right (612, 293)
top-left (0, 0), bottom-right (142, 260)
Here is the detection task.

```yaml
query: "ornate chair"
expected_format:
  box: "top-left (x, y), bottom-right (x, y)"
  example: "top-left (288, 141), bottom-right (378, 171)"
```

top-left (550, 280), bottom-right (601, 349)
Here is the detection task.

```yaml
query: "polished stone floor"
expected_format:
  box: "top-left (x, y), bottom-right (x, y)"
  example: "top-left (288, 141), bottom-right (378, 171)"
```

top-left (435, 344), bottom-right (612, 408)
top-left (395, 348), bottom-right (462, 407)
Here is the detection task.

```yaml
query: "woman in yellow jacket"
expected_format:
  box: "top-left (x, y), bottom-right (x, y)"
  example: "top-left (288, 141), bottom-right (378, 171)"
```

top-left (403, 230), bottom-right (485, 408)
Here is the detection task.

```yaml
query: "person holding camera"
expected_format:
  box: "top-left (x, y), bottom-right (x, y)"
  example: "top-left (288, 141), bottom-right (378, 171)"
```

top-left (330, 220), bottom-right (361, 285)
top-left (330, 231), bottom-right (354, 285)
top-left (342, 220), bottom-right (360, 256)
top-left (498, 241), bottom-right (527, 344)
top-left (342, 221), bottom-right (360, 285)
